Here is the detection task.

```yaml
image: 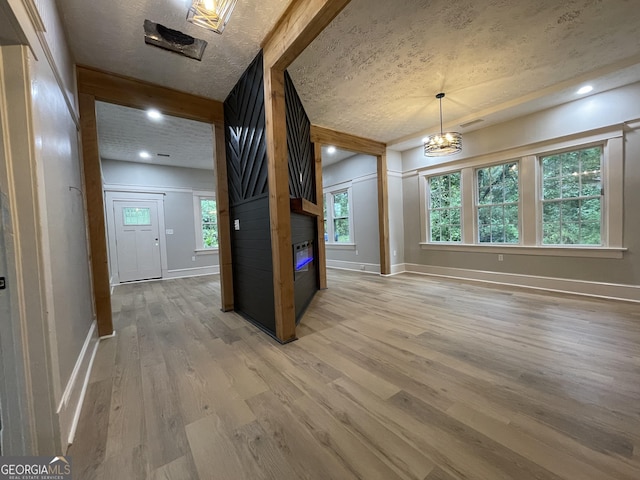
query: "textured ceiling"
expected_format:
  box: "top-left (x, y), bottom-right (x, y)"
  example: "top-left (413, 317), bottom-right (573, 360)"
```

top-left (58, 0), bottom-right (640, 152)
top-left (289, 0), bottom-right (640, 144)
top-left (96, 101), bottom-right (214, 170)
top-left (56, 0), bottom-right (290, 100)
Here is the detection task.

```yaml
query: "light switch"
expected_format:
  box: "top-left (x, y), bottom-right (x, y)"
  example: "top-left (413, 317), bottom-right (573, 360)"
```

top-left (166, 229), bottom-right (174, 235)
top-left (234, 219), bottom-right (240, 230)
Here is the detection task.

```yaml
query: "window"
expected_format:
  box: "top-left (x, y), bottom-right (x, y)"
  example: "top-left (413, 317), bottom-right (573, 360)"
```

top-left (122, 207), bottom-right (151, 226)
top-left (194, 194), bottom-right (218, 251)
top-left (324, 187), bottom-right (353, 244)
top-left (477, 161), bottom-right (519, 244)
top-left (428, 172), bottom-right (461, 242)
top-left (541, 146), bottom-right (602, 245)
top-left (418, 130), bottom-right (624, 257)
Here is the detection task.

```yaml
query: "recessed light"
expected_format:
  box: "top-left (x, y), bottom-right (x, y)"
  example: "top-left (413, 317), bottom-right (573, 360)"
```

top-left (147, 109), bottom-right (163, 120)
top-left (327, 146), bottom-right (337, 154)
top-left (577, 85), bottom-right (593, 95)
top-left (139, 151), bottom-right (151, 159)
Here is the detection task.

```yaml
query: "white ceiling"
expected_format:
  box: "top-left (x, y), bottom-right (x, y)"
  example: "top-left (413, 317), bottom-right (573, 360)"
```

top-left (289, 0), bottom-right (640, 145)
top-left (56, 0), bottom-right (290, 100)
top-left (58, 0), bottom-right (640, 154)
top-left (96, 101), bottom-right (215, 170)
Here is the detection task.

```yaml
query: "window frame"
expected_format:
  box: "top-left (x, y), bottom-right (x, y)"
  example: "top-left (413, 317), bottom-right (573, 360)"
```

top-left (418, 128), bottom-right (625, 258)
top-left (193, 191), bottom-right (219, 254)
top-left (323, 183), bottom-right (355, 249)
top-left (426, 171), bottom-right (463, 243)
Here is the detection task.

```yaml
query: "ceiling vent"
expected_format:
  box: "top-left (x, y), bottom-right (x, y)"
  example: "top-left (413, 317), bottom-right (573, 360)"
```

top-left (157, 153), bottom-right (171, 157)
top-left (144, 19), bottom-right (207, 61)
top-left (459, 119), bottom-right (484, 129)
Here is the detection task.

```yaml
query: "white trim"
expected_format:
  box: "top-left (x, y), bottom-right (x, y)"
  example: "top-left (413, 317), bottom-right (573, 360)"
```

top-left (419, 243), bottom-right (625, 258)
top-left (165, 265), bottom-right (220, 279)
top-left (415, 126), bottom-right (623, 176)
top-left (103, 183), bottom-right (192, 195)
top-left (404, 263), bottom-right (640, 303)
top-left (195, 248), bottom-right (218, 255)
top-left (323, 172), bottom-right (379, 190)
top-left (389, 263), bottom-right (407, 275)
top-left (327, 259), bottom-right (381, 274)
top-left (323, 179), bottom-right (353, 191)
top-left (56, 320), bottom-right (99, 448)
top-left (325, 243), bottom-right (356, 250)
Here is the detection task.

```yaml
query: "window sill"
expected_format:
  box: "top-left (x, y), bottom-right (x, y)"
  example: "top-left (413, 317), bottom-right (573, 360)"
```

top-left (325, 243), bottom-right (356, 250)
top-left (419, 243), bottom-right (625, 259)
top-left (195, 248), bottom-right (219, 255)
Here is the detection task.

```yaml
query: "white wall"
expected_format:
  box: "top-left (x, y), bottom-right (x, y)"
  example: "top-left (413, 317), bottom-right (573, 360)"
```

top-left (401, 82), bottom-right (640, 294)
top-left (322, 154), bottom-right (380, 272)
top-left (1, 0), bottom-right (98, 453)
top-left (102, 159), bottom-right (219, 276)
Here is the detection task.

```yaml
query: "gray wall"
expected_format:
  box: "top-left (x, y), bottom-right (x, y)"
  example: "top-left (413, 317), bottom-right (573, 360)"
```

top-left (401, 82), bottom-right (640, 286)
top-left (323, 154), bottom-right (380, 270)
top-left (101, 159), bottom-right (218, 272)
top-left (387, 149), bottom-right (405, 269)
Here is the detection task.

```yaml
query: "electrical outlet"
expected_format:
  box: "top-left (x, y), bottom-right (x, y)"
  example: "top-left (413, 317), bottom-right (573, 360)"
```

top-left (355, 249), bottom-right (358, 255)
top-left (498, 254), bottom-right (504, 261)
top-left (393, 250), bottom-right (397, 257)
top-left (360, 264), bottom-right (365, 271)
top-left (192, 256), bottom-right (196, 261)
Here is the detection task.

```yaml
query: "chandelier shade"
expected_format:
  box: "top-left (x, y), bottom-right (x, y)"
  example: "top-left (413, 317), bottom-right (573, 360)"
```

top-left (187, 0), bottom-right (238, 34)
top-left (424, 93), bottom-right (462, 157)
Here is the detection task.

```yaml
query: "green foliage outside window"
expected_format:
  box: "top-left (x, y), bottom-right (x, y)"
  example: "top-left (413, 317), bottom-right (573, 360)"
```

top-left (541, 147), bottom-right (602, 245)
top-left (429, 172), bottom-right (461, 242)
top-left (200, 198), bottom-right (218, 248)
top-left (332, 191), bottom-right (350, 242)
top-left (477, 162), bottom-right (519, 243)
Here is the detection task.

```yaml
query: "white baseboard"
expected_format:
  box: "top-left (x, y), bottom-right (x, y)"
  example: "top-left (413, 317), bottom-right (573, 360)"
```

top-left (57, 320), bottom-right (100, 449)
top-left (389, 263), bottom-right (407, 275)
top-left (326, 259), bottom-right (381, 274)
top-left (164, 265), bottom-right (220, 279)
top-left (404, 263), bottom-right (640, 303)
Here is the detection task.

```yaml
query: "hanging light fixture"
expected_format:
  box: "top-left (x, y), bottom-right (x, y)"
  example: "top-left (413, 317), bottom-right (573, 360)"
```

top-left (423, 93), bottom-right (462, 157)
top-left (187, 0), bottom-right (238, 34)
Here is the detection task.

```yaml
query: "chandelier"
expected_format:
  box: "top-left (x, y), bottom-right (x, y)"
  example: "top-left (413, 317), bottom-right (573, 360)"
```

top-left (187, 0), bottom-right (238, 34)
top-left (423, 93), bottom-right (462, 157)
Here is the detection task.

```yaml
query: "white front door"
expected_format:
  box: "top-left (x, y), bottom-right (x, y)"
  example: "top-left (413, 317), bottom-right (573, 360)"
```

top-left (114, 201), bottom-right (162, 282)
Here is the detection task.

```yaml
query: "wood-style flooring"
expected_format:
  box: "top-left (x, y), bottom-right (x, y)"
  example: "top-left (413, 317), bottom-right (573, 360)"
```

top-left (70, 270), bottom-right (640, 479)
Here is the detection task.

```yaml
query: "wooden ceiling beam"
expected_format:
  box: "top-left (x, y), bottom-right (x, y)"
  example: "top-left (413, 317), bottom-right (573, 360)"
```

top-left (262, 0), bottom-right (350, 71)
top-left (310, 125), bottom-right (386, 156)
top-left (76, 65), bottom-right (224, 124)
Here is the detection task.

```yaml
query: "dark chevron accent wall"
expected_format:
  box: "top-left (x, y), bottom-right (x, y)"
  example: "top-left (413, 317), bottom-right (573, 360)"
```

top-left (285, 71), bottom-right (316, 203)
top-left (225, 53), bottom-right (269, 205)
top-left (224, 51), bottom-right (275, 335)
top-left (284, 71), bottom-right (319, 320)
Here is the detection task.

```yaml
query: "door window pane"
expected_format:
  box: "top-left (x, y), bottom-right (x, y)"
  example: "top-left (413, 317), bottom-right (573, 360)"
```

top-left (123, 207), bottom-right (151, 226)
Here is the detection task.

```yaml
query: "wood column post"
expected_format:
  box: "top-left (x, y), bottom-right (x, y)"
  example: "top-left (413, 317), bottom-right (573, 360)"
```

top-left (377, 153), bottom-right (391, 275)
top-left (264, 67), bottom-right (296, 343)
top-left (214, 124), bottom-right (233, 311)
top-left (78, 93), bottom-right (113, 336)
top-left (314, 142), bottom-right (327, 289)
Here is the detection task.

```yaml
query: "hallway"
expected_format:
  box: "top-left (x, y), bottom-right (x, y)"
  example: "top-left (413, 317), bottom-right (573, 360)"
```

top-left (70, 271), bottom-right (640, 479)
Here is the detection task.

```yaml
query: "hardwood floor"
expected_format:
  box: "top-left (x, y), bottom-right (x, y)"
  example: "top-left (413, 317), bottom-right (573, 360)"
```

top-left (69, 270), bottom-right (640, 480)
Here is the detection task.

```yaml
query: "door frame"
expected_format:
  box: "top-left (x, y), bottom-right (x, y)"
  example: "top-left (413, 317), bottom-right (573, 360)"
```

top-left (77, 65), bottom-right (232, 336)
top-left (105, 191), bottom-right (167, 285)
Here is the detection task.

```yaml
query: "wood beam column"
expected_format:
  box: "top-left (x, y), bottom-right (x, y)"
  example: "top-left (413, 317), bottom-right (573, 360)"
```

top-left (214, 124), bottom-right (233, 311)
top-left (314, 142), bottom-right (327, 289)
top-left (262, 0), bottom-right (351, 342)
top-left (264, 67), bottom-right (296, 342)
top-left (78, 93), bottom-right (113, 336)
top-left (377, 153), bottom-right (391, 275)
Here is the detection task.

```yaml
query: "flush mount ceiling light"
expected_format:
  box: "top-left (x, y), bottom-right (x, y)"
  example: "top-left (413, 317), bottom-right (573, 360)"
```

top-left (423, 93), bottom-right (462, 157)
top-left (187, 0), bottom-right (238, 34)
top-left (577, 85), bottom-right (593, 95)
top-left (147, 109), bottom-right (163, 121)
top-left (327, 146), bottom-right (337, 154)
top-left (139, 151), bottom-right (151, 159)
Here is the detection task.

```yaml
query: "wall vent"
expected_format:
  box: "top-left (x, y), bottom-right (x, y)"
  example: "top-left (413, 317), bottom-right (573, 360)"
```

top-left (144, 20), bottom-right (207, 61)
